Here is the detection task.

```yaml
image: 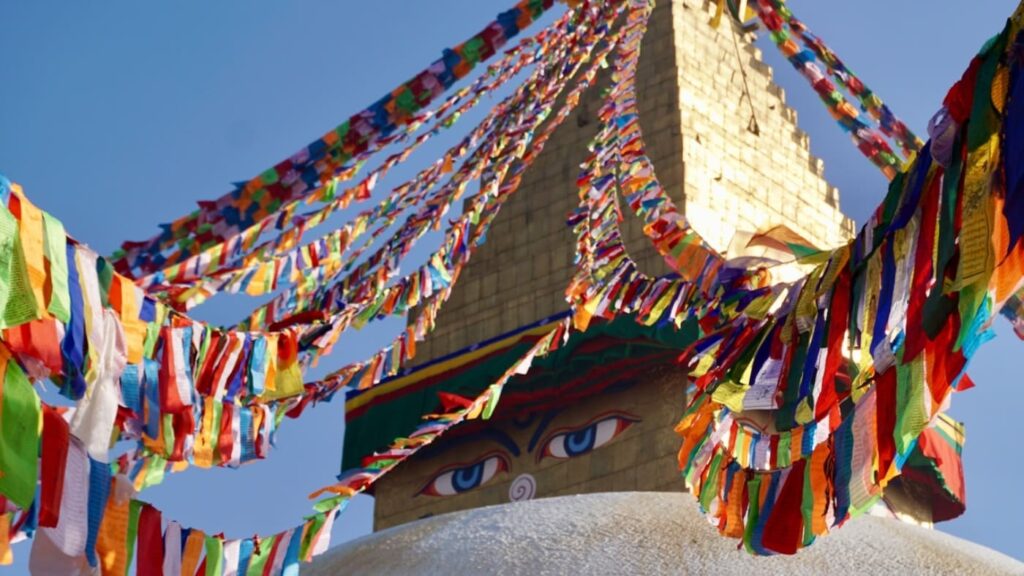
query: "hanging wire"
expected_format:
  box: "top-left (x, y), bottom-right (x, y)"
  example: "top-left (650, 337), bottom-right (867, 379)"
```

top-left (727, 14), bottom-right (761, 135)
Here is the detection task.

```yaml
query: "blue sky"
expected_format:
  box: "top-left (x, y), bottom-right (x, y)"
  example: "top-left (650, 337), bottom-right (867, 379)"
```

top-left (1, 0), bottom-right (1020, 572)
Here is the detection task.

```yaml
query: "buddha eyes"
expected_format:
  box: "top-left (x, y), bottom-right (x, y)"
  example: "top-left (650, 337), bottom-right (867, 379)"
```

top-left (419, 453), bottom-right (509, 497)
top-left (540, 413), bottom-right (639, 460)
top-left (416, 413), bottom-right (641, 497)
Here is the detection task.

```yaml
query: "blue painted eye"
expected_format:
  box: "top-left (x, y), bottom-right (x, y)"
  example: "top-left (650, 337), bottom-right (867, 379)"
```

top-left (564, 426), bottom-right (597, 456)
top-left (420, 454), bottom-right (508, 497)
top-left (452, 463), bottom-right (484, 491)
top-left (542, 414), bottom-right (638, 460)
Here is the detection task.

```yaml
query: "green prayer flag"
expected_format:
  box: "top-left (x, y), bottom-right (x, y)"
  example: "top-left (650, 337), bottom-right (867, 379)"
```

top-left (140, 454), bottom-right (166, 491)
top-left (742, 475), bottom-right (762, 554)
top-left (125, 499), bottom-right (143, 571)
top-left (246, 535), bottom-right (275, 576)
top-left (312, 496), bottom-right (344, 514)
top-left (699, 452), bottom-right (723, 510)
top-left (96, 258), bottom-right (115, 309)
top-left (481, 384), bottom-right (502, 420)
top-left (205, 535), bottom-right (224, 576)
top-left (801, 461), bottom-right (816, 547)
top-left (41, 212), bottom-right (70, 323)
top-left (0, 358), bottom-right (40, 508)
top-left (299, 514), bottom-right (327, 562)
top-left (0, 205), bottom-right (40, 329)
top-left (895, 356), bottom-right (928, 455)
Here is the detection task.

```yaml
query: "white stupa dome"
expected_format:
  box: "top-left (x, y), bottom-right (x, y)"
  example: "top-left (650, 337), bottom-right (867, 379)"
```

top-left (308, 492), bottom-right (1022, 575)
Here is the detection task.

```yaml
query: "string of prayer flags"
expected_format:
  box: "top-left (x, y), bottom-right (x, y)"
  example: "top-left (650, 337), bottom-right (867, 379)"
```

top-left (112, 0), bottom-right (565, 278)
top-left (278, 0), bottom-right (623, 443)
top-left (753, 0), bottom-right (905, 179)
top-left (757, 0), bottom-right (925, 156)
top-left (0, 179), bottom-right (314, 475)
top-left (298, 2), bottom-right (627, 394)
top-left (762, 0), bottom-right (924, 158)
top-left (171, 8), bottom-right (592, 318)
top-left (138, 15), bottom-right (577, 300)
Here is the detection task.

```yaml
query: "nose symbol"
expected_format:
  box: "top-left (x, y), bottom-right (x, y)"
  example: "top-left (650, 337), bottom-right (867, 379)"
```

top-left (509, 473), bottom-right (536, 502)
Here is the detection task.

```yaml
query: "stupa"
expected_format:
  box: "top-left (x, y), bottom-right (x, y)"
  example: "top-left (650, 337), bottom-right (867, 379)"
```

top-left (315, 5), bottom-right (1019, 572)
top-left (340, 0), bottom-right (963, 535)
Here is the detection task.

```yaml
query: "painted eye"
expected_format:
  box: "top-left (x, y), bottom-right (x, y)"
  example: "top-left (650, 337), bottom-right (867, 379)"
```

top-left (541, 414), bottom-right (639, 460)
top-left (419, 453), bottom-right (509, 497)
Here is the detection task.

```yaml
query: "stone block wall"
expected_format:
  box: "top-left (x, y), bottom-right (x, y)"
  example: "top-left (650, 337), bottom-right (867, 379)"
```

top-left (672, 1), bottom-right (854, 252)
top-left (415, 0), bottom-right (851, 364)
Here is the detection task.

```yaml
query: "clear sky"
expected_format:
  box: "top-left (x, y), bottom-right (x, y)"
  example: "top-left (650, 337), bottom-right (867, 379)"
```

top-left (1, 1), bottom-right (1020, 573)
